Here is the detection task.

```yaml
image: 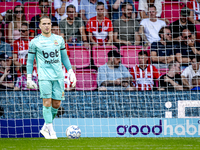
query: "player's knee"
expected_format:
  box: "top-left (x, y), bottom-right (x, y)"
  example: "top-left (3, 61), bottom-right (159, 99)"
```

top-left (52, 100), bottom-right (61, 109)
top-left (43, 98), bottom-right (51, 107)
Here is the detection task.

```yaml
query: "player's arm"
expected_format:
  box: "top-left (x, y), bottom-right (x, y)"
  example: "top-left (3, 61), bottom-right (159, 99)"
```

top-left (60, 38), bottom-right (77, 87)
top-left (26, 40), bottom-right (38, 89)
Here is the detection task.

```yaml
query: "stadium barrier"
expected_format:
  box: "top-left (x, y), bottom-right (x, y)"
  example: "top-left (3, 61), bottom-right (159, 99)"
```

top-left (0, 91), bottom-right (200, 138)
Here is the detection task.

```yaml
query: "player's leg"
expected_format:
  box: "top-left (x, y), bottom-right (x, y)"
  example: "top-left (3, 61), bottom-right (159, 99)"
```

top-left (51, 100), bottom-right (61, 120)
top-left (51, 79), bottom-right (65, 120)
top-left (49, 80), bottom-right (65, 139)
top-left (39, 80), bottom-right (53, 139)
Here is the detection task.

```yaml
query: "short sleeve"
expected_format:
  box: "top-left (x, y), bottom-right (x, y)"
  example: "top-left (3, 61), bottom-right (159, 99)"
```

top-left (107, 20), bottom-right (113, 32)
top-left (121, 65), bottom-right (132, 78)
top-left (113, 20), bottom-right (119, 33)
top-left (181, 67), bottom-right (190, 77)
top-left (29, 40), bottom-right (36, 53)
top-left (86, 20), bottom-right (91, 32)
top-left (129, 68), bottom-right (135, 80)
top-left (97, 65), bottom-right (107, 86)
top-left (59, 21), bottom-right (65, 34)
top-left (152, 66), bottom-right (160, 79)
top-left (54, 0), bottom-right (62, 10)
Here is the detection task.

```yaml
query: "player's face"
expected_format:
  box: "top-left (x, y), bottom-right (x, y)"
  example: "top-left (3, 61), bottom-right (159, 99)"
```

top-left (163, 29), bottom-right (172, 41)
top-left (39, 2), bottom-right (49, 14)
top-left (138, 54), bottom-right (148, 65)
top-left (123, 5), bottom-right (133, 18)
top-left (52, 26), bottom-right (60, 35)
top-left (39, 18), bottom-right (51, 35)
top-left (96, 5), bottom-right (104, 17)
top-left (67, 7), bottom-right (75, 20)
top-left (148, 7), bottom-right (157, 19)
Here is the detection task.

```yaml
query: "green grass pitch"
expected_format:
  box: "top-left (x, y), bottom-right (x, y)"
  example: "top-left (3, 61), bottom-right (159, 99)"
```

top-left (0, 137), bottom-right (200, 150)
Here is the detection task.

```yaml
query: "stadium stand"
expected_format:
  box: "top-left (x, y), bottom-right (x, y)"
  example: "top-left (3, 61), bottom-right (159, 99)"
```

top-left (161, 2), bottom-right (185, 23)
top-left (120, 46), bottom-right (150, 68)
top-left (92, 45), bottom-right (118, 67)
top-left (0, 2), bottom-right (22, 14)
top-left (24, 2), bottom-right (55, 22)
top-left (68, 46), bottom-right (91, 68)
top-left (75, 69), bottom-right (97, 90)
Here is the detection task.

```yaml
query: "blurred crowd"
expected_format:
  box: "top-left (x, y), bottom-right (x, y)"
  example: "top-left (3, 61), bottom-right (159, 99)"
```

top-left (0, 0), bottom-right (200, 91)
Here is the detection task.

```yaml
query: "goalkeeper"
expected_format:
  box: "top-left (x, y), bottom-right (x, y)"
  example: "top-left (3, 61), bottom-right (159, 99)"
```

top-left (26, 16), bottom-right (76, 139)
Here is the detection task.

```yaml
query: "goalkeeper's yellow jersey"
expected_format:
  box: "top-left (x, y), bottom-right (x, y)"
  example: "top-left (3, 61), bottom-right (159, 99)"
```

top-left (28, 33), bottom-right (66, 80)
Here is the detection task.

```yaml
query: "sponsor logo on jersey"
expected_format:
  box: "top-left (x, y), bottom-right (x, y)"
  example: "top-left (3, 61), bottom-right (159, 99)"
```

top-left (42, 49), bottom-right (60, 64)
top-left (54, 40), bottom-right (58, 45)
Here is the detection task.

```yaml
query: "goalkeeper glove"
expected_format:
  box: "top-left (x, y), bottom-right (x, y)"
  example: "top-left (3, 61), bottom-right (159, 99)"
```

top-left (27, 74), bottom-right (38, 89)
top-left (68, 69), bottom-right (76, 87)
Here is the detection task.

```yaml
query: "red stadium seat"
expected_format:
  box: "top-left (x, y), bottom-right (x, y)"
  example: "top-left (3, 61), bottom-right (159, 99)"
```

top-left (92, 46), bottom-right (118, 67)
top-left (196, 24), bottom-right (200, 43)
top-left (0, 2), bottom-right (22, 14)
top-left (161, 2), bottom-right (185, 23)
top-left (75, 69), bottom-right (97, 91)
top-left (68, 46), bottom-right (91, 68)
top-left (24, 2), bottom-right (55, 22)
top-left (120, 46), bottom-right (150, 68)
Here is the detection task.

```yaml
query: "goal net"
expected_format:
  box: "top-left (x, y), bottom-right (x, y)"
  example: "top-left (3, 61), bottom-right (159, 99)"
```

top-left (0, 0), bottom-right (200, 138)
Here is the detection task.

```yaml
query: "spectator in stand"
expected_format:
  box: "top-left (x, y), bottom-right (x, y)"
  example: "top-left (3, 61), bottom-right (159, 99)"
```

top-left (139, 0), bottom-right (162, 18)
top-left (97, 50), bottom-right (133, 91)
top-left (159, 62), bottom-right (183, 91)
top-left (109, 0), bottom-right (136, 21)
top-left (14, 65), bottom-right (38, 90)
top-left (54, 0), bottom-right (78, 22)
top-left (130, 51), bottom-right (160, 91)
top-left (139, 5), bottom-right (166, 46)
top-left (151, 27), bottom-right (175, 69)
top-left (175, 29), bottom-right (200, 69)
top-left (181, 55), bottom-right (200, 90)
top-left (52, 24), bottom-right (61, 35)
top-left (169, 6), bottom-right (196, 43)
top-left (187, 0), bottom-right (200, 24)
top-left (8, 5), bottom-right (26, 43)
top-left (0, 53), bottom-right (16, 90)
top-left (79, 0), bottom-right (109, 24)
top-left (30, 0), bottom-right (58, 37)
top-left (0, 30), bottom-right (12, 65)
top-left (191, 75), bottom-right (200, 90)
top-left (59, 5), bottom-right (89, 47)
top-left (13, 22), bottom-right (30, 73)
top-left (138, 0), bottom-right (169, 24)
top-left (86, 2), bottom-right (113, 47)
top-left (113, 2), bottom-right (140, 49)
